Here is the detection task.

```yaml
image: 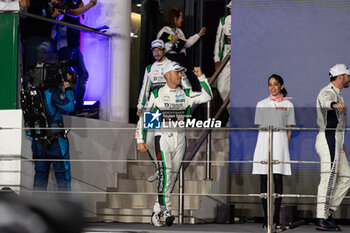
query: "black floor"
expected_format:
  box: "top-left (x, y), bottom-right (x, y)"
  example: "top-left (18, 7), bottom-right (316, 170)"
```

top-left (83, 222), bottom-right (350, 233)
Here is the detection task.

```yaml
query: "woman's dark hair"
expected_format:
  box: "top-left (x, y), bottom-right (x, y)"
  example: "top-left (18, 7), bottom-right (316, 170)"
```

top-left (268, 74), bottom-right (288, 96)
top-left (164, 8), bottom-right (182, 28)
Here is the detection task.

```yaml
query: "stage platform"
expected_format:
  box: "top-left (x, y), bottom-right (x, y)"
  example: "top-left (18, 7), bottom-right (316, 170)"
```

top-left (83, 222), bottom-right (350, 233)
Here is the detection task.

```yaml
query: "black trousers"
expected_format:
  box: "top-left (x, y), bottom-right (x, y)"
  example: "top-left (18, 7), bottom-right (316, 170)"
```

top-left (260, 174), bottom-right (283, 225)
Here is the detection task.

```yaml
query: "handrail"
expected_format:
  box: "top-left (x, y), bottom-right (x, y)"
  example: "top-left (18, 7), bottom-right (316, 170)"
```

top-left (184, 94), bottom-right (230, 170)
top-left (181, 59), bottom-right (231, 222)
top-left (208, 52), bottom-right (231, 86)
top-left (183, 52), bottom-right (231, 165)
top-left (190, 52), bottom-right (230, 115)
top-left (184, 53), bottom-right (231, 169)
top-left (19, 11), bottom-right (112, 37)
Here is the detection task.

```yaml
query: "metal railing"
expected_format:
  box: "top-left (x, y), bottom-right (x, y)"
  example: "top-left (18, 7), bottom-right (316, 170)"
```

top-left (185, 52), bottom-right (231, 167)
top-left (179, 52), bottom-right (230, 223)
top-left (19, 11), bottom-right (112, 37)
top-left (2, 124), bottom-right (350, 230)
top-left (267, 126), bottom-right (274, 233)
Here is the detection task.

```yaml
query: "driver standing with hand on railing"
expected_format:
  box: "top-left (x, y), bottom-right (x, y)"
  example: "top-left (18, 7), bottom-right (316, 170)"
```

top-left (315, 64), bottom-right (350, 232)
top-left (213, 1), bottom-right (231, 108)
top-left (135, 62), bottom-right (212, 227)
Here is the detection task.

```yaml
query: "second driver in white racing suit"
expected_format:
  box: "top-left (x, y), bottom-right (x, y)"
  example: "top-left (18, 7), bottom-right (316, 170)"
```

top-left (135, 62), bottom-right (213, 227)
top-left (315, 64), bottom-right (350, 231)
top-left (137, 39), bottom-right (191, 116)
top-left (214, 1), bottom-right (231, 105)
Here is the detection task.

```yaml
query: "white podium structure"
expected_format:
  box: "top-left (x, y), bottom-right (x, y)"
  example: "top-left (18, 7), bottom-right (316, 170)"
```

top-left (0, 110), bottom-right (22, 191)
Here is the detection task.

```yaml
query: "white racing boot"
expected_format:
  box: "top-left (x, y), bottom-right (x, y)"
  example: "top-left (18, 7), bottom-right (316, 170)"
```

top-left (150, 212), bottom-right (164, 227)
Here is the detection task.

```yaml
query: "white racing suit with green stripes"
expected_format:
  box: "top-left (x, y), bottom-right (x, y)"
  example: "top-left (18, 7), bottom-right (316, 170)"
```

top-left (137, 58), bottom-right (192, 112)
top-left (137, 58), bottom-right (192, 161)
top-left (315, 83), bottom-right (350, 219)
top-left (135, 74), bottom-right (212, 214)
top-left (214, 15), bottom-right (231, 103)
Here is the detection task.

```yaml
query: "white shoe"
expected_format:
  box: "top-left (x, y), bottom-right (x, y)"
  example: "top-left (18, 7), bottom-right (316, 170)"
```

top-left (164, 210), bottom-right (175, 226)
top-left (151, 212), bottom-right (164, 227)
top-left (147, 171), bottom-right (158, 182)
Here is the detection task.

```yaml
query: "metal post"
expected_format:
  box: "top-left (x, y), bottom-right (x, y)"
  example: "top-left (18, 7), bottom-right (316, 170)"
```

top-left (205, 102), bottom-right (212, 180)
top-left (267, 126), bottom-right (274, 233)
top-left (178, 165), bottom-right (184, 224)
top-left (198, 0), bottom-right (203, 67)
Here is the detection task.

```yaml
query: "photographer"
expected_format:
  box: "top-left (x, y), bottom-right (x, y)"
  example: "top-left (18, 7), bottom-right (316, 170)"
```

top-left (56, 0), bottom-right (97, 113)
top-left (28, 68), bottom-right (75, 192)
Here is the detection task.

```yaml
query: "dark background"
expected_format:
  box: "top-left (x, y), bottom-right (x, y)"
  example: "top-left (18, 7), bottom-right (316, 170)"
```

top-left (129, 0), bottom-right (230, 123)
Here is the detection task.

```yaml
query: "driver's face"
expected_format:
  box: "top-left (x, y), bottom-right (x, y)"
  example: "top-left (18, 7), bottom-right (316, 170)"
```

top-left (152, 48), bottom-right (165, 61)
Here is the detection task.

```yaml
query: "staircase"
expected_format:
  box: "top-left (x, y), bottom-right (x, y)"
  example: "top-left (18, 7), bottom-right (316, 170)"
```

top-left (96, 130), bottom-right (229, 224)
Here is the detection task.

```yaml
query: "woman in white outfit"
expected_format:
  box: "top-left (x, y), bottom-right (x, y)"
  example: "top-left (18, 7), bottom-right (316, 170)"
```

top-left (157, 8), bottom-right (206, 65)
top-left (157, 8), bottom-right (205, 91)
top-left (252, 74), bottom-right (295, 229)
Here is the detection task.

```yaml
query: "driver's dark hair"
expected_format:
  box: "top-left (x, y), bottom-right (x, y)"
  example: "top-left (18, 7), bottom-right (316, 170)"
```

top-left (329, 73), bottom-right (338, 82)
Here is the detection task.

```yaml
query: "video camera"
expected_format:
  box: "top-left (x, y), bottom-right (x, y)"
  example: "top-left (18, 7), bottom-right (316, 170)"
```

top-left (27, 60), bottom-right (77, 89)
top-left (22, 60), bottom-right (77, 141)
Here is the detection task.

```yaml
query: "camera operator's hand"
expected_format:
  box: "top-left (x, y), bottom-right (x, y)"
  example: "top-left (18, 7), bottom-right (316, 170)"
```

top-left (63, 73), bottom-right (72, 89)
top-left (63, 81), bottom-right (71, 89)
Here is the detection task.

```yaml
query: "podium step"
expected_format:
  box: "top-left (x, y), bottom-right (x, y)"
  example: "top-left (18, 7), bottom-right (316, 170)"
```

top-left (105, 193), bottom-right (202, 209)
top-left (126, 163), bottom-right (223, 181)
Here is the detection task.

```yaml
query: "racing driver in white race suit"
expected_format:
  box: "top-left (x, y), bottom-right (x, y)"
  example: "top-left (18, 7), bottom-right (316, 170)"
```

top-left (137, 39), bottom-right (192, 182)
top-left (135, 62), bottom-right (213, 227)
top-left (214, 1), bottom-right (231, 105)
top-left (315, 64), bottom-right (350, 231)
